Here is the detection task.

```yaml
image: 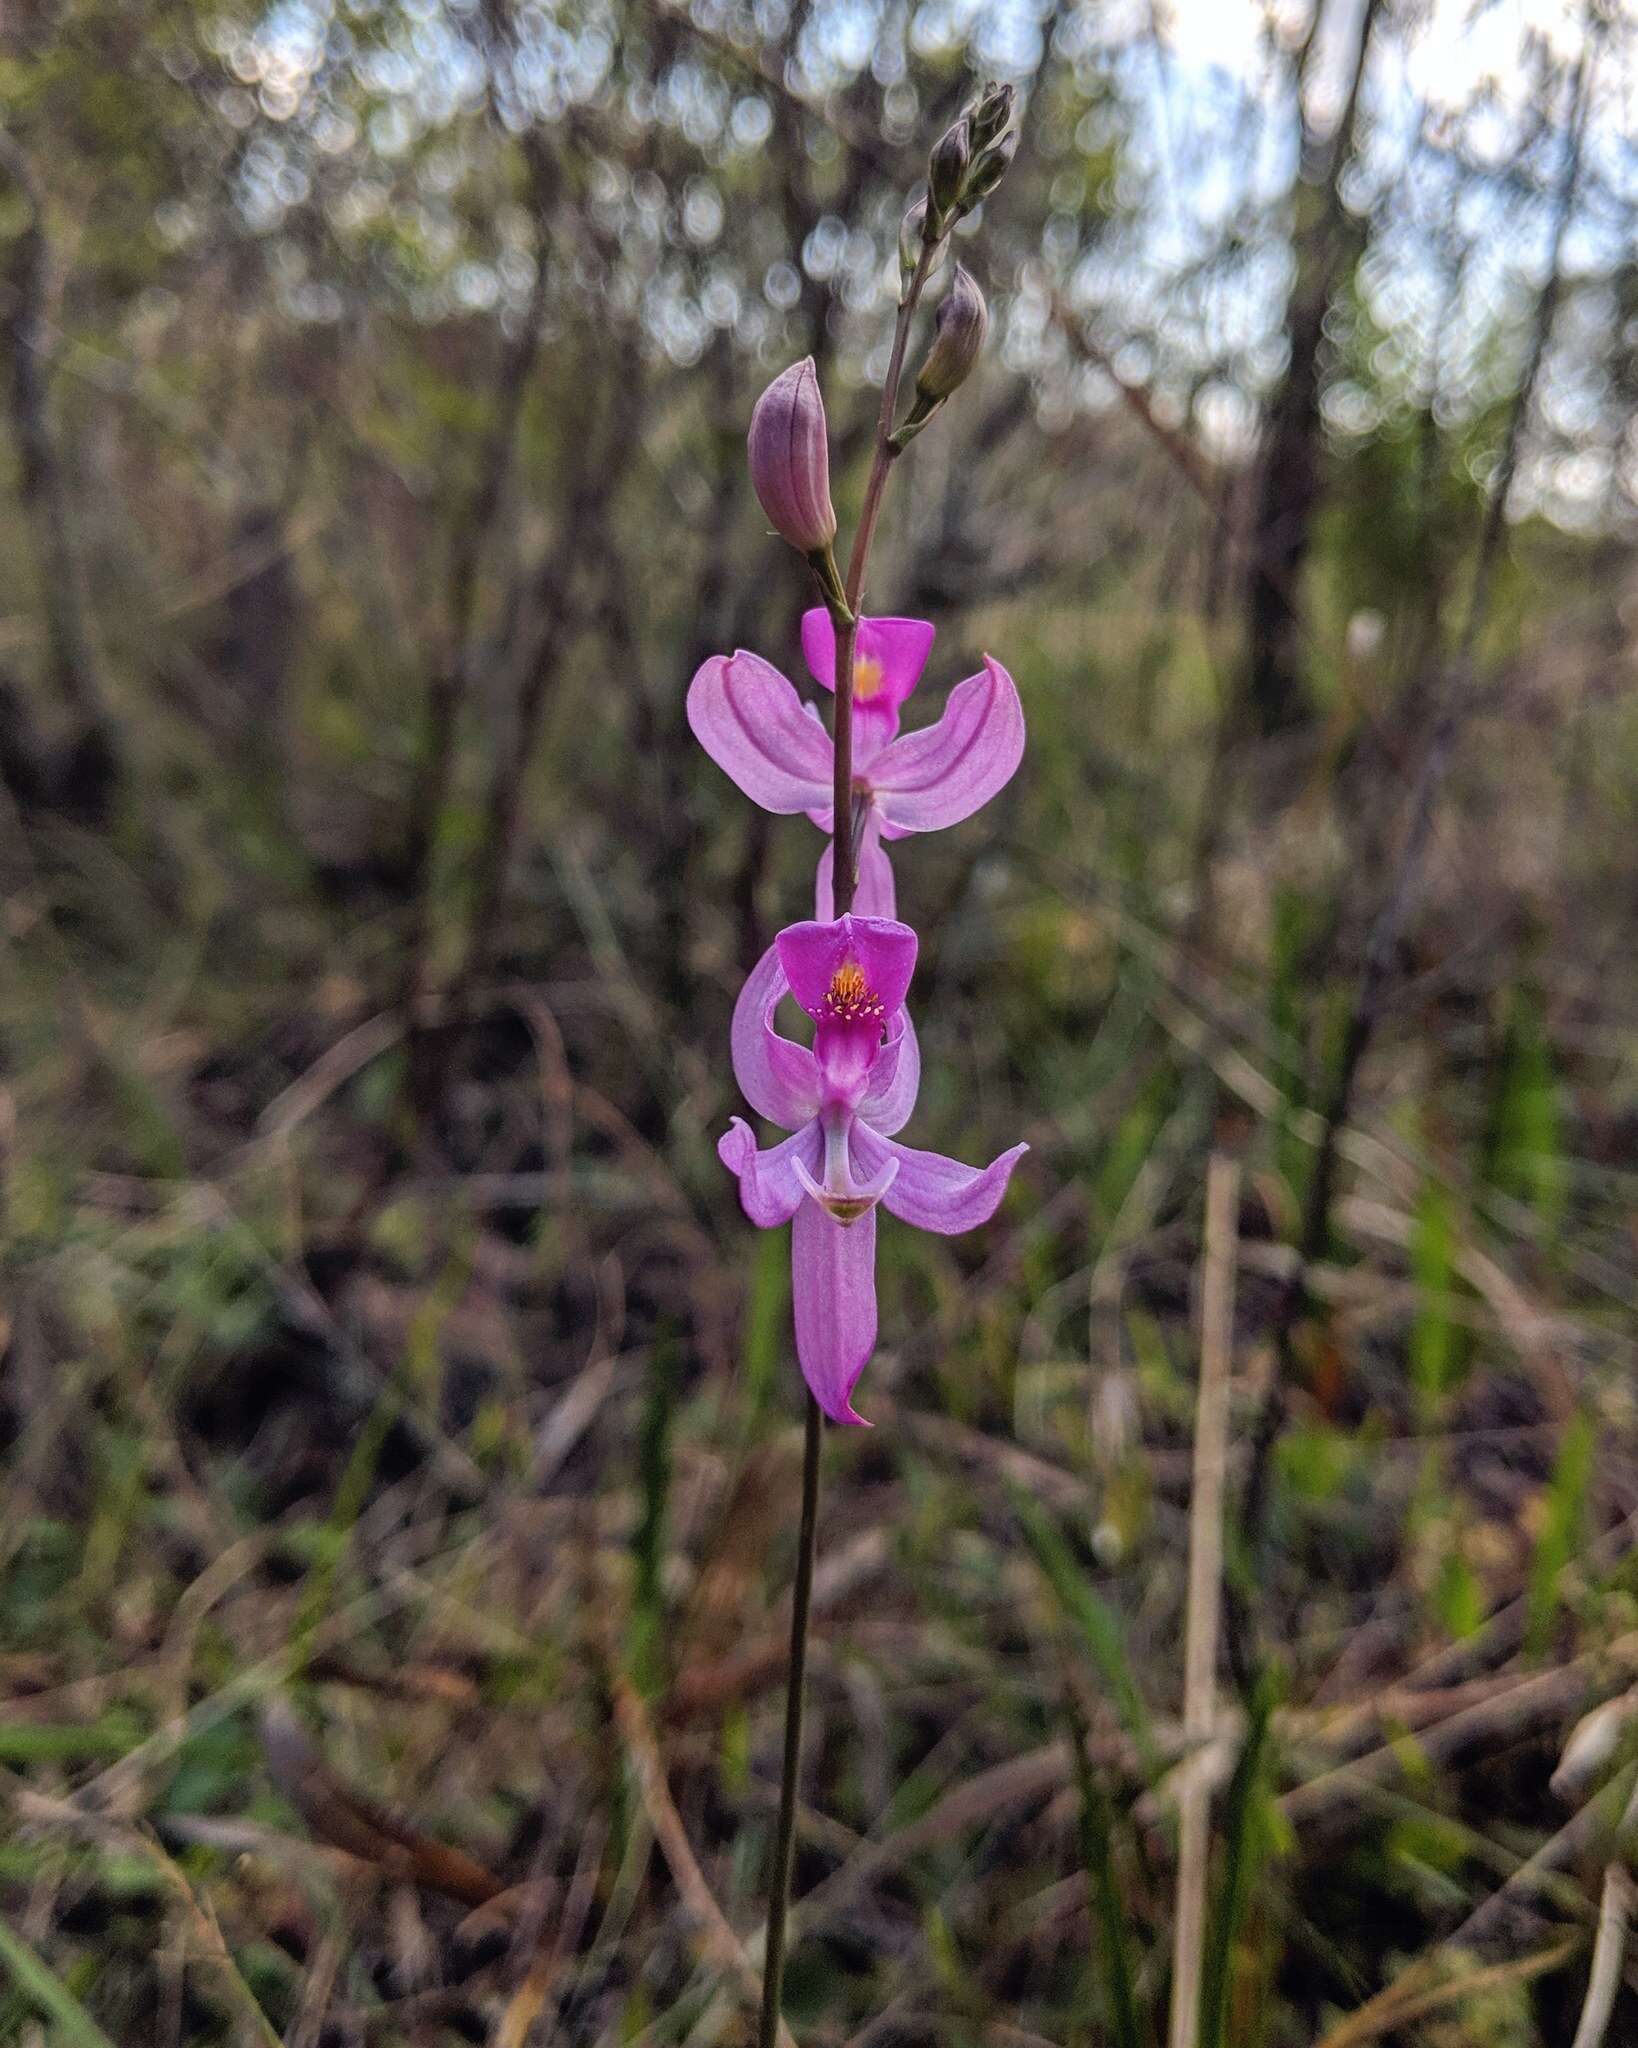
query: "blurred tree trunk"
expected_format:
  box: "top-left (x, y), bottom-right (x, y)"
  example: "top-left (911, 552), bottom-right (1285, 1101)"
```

top-left (1239, 0), bottom-right (1384, 739)
top-left (0, 130), bottom-right (118, 820)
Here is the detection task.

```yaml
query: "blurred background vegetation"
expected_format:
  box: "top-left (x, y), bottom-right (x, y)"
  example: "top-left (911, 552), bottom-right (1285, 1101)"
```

top-left (7, 0), bottom-right (1638, 2041)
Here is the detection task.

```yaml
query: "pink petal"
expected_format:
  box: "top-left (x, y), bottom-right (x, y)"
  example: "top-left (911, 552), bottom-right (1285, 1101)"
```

top-left (852, 1124), bottom-right (1028, 1235)
top-left (791, 1198), bottom-right (877, 1425)
top-left (869, 656), bottom-right (1025, 833)
top-left (687, 651), bottom-right (834, 814)
top-left (800, 610), bottom-right (935, 714)
top-left (730, 943), bottom-right (820, 1129)
top-left (858, 1011), bottom-right (920, 1136)
top-left (776, 915), bottom-right (917, 1024)
top-left (719, 1117), bottom-right (822, 1227)
top-left (814, 822), bottom-right (897, 920)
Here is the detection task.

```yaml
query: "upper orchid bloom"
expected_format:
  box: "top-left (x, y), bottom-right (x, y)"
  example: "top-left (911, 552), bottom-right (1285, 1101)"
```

top-left (718, 913), bottom-right (1027, 1426)
top-left (686, 615), bottom-right (1024, 918)
top-left (801, 610), bottom-right (936, 758)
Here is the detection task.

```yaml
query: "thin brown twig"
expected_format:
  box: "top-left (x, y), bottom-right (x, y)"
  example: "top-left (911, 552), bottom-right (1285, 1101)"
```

top-left (1570, 1858), bottom-right (1635, 2048)
top-left (1312, 1935), bottom-right (1582, 2048)
top-left (610, 1671), bottom-right (799, 2048)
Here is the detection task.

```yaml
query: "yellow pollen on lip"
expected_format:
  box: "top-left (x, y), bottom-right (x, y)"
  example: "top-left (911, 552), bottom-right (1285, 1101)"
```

top-left (822, 959), bottom-right (884, 1024)
top-left (853, 654), bottom-right (885, 702)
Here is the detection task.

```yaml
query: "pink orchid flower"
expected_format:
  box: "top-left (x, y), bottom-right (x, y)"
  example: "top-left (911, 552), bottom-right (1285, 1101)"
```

top-left (686, 612), bottom-right (1024, 920)
top-left (718, 912), bottom-right (1027, 1425)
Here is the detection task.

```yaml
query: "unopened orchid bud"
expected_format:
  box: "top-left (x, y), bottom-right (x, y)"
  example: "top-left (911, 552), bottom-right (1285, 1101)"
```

top-left (888, 266), bottom-right (987, 454)
top-left (915, 265), bottom-right (987, 404)
top-left (927, 115), bottom-right (970, 228)
top-left (747, 354), bottom-right (842, 584)
top-left (900, 195), bottom-right (928, 288)
top-left (958, 125), bottom-right (1018, 216)
top-left (968, 80), bottom-right (1015, 152)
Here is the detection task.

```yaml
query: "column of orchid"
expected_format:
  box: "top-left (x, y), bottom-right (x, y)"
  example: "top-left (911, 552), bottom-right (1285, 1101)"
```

top-left (687, 88), bottom-right (1025, 2044)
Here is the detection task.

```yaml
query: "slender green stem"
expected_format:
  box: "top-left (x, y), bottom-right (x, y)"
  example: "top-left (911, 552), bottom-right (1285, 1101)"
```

top-left (757, 1392), bottom-right (823, 2048)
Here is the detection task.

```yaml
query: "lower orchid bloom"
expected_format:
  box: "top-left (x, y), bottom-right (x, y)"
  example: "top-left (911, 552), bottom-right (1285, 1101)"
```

top-left (687, 611), bottom-right (1024, 920)
top-left (718, 913), bottom-right (1027, 1425)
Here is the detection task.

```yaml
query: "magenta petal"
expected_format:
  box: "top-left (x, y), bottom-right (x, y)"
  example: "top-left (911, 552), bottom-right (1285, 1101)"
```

top-left (858, 1011), bottom-right (920, 1136)
top-left (853, 1124), bottom-right (1028, 1235)
top-left (800, 610), bottom-right (936, 714)
top-left (870, 656), bottom-right (1025, 833)
top-left (719, 1117), bottom-right (822, 1227)
top-left (776, 915), bottom-right (917, 1024)
top-left (814, 824), bottom-right (897, 921)
top-left (799, 608), bottom-right (837, 691)
top-left (791, 1197), bottom-right (877, 1425)
top-left (687, 651), bottom-right (835, 814)
top-left (730, 943), bottom-right (820, 1129)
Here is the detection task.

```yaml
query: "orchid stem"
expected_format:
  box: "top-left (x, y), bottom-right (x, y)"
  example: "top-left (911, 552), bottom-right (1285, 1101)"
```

top-left (830, 238), bottom-right (940, 917)
top-left (757, 1392), bottom-right (822, 2048)
top-left (758, 236), bottom-right (943, 2048)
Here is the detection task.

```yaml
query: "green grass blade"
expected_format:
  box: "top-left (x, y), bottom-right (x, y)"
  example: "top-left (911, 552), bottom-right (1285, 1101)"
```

top-left (1198, 1676), bottom-right (1275, 2048)
top-left (0, 1917), bottom-right (120, 2048)
top-left (1408, 1177), bottom-right (1462, 1422)
top-left (1013, 1489), bottom-right (1156, 1777)
top-left (1065, 1692), bottom-right (1145, 2048)
top-left (1525, 1407), bottom-right (1594, 1659)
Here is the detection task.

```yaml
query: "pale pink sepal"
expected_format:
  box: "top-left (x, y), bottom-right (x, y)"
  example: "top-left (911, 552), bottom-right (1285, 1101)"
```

top-left (852, 1124), bottom-right (1029, 1234)
top-left (687, 650), bottom-right (833, 815)
top-left (728, 942), bottom-right (820, 1128)
top-left (871, 656), bottom-right (1025, 834)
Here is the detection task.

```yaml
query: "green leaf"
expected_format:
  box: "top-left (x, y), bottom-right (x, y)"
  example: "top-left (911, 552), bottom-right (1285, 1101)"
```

top-left (1408, 1178), bottom-right (1463, 1419)
top-left (1485, 982), bottom-right (1567, 1232)
top-left (1525, 1408), bottom-right (1595, 1658)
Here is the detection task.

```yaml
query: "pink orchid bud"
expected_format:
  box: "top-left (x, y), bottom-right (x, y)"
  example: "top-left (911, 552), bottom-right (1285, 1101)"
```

top-left (747, 358), bottom-right (837, 558)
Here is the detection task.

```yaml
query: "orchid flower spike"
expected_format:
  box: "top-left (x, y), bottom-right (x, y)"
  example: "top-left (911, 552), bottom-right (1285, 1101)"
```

top-left (719, 913), bottom-right (1027, 1425)
top-left (686, 617), bottom-right (1024, 920)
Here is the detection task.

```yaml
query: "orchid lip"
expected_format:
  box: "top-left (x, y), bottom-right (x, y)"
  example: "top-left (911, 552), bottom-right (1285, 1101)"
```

top-left (793, 1149), bottom-right (899, 1224)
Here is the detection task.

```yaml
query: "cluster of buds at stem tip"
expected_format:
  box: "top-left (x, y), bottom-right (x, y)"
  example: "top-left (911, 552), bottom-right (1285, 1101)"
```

top-left (746, 357), bottom-right (852, 620)
top-left (890, 265), bottom-right (988, 453)
top-left (920, 80), bottom-right (1017, 243)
